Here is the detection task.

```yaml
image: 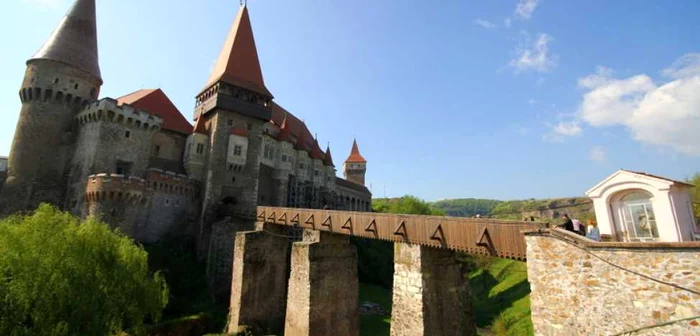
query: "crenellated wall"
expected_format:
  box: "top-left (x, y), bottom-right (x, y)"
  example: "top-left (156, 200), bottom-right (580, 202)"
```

top-left (525, 229), bottom-right (700, 336)
top-left (85, 173), bottom-right (147, 236)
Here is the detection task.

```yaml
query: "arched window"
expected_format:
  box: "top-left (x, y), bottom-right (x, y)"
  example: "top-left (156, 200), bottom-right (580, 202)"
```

top-left (618, 191), bottom-right (658, 242)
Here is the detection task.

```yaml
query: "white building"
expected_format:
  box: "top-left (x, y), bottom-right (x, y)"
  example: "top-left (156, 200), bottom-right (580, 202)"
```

top-left (586, 170), bottom-right (697, 242)
top-left (0, 156), bottom-right (7, 173)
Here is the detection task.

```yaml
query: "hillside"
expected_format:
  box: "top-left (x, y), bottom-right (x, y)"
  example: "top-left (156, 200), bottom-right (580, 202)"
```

top-left (429, 197), bottom-right (594, 222)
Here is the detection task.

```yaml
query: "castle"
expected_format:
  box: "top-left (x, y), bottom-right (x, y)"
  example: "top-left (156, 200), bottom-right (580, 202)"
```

top-left (0, 0), bottom-right (371, 290)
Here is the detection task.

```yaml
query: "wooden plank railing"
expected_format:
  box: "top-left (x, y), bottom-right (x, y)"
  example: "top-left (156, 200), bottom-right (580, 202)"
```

top-left (256, 206), bottom-right (547, 260)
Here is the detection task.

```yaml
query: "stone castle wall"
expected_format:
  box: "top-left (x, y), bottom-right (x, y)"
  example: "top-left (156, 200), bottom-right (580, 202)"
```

top-left (525, 229), bottom-right (700, 335)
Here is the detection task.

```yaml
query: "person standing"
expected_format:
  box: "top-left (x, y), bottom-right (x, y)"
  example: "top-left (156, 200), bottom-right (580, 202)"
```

top-left (586, 219), bottom-right (601, 241)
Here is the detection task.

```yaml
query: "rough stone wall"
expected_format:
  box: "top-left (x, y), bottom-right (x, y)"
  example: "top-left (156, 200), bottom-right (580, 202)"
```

top-left (228, 224), bottom-right (290, 334)
top-left (1, 60), bottom-right (100, 215)
top-left (206, 217), bottom-right (256, 302)
top-left (391, 243), bottom-right (476, 336)
top-left (256, 163), bottom-right (276, 206)
top-left (525, 230), bottom-right (700, 336)
top-left (285, 231), bottom-right (359, 336)
top-left (136, 191), bottom-right (196, 243)
top-left (149, 130), bottom-right (187, 174)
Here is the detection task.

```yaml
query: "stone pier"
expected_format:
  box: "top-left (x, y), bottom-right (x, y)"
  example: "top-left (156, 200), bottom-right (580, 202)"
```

top-left (285, 230), bottom-right (359, 336)
top-left (227, 223), bottom-right (291, 334)
top-left (390, 243), bottom-right (476, 336)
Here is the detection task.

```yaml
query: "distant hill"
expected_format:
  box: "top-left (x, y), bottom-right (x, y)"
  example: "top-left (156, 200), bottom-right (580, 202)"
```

top-left (375, 196), bottom-right (594, 223)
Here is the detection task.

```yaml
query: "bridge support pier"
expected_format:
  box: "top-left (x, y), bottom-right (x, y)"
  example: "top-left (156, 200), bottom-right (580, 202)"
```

top-left (390, 243), bottom-right (476, 336)
top-left (227, 223), bottom-right (290, 335)
top-left (285, 230), bottom-right (359, 336)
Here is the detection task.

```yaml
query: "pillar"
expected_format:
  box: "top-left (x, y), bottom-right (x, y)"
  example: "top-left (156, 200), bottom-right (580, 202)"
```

top-left (390, 243), bottom-right (476, 336)
top-left (285, 230), bottom-right (359, 336)
top-left (227, 223), bottom-right (291, 334)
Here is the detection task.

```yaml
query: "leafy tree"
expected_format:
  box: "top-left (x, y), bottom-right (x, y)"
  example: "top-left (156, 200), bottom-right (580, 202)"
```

top-left (688, 173), bottom-right (700, 219)
top-left (431, 198), bottom-right (501, 218)
top-left (0, 204), bottom-right (168, 336)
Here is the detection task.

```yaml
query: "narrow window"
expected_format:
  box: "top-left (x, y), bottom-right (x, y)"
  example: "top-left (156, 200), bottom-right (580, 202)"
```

top-left (124, 130), bottom-right (131, 138)
top-left (227, 119), bottom-right (233, 126)
top-left (154, 145), bottom-right (160, 156)
top-left (232, 176), bottom-right (236, 183)
top-left (74, 83), bottom-right (79, 90)
top-left (165, 198), bottom-right (171, 206)
top-left (196, 143), bottom-right (204, 154)
top-left (246, 123), bottom-right (252, 130)
top-left (228, 164), bottom-right (234, 172)
top-left (175, 199), bottom-right (180, 207)
top-left (54, 78), bottom-right (59, 84)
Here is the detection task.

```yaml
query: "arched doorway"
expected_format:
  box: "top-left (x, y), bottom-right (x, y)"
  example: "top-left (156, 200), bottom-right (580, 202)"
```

top-left (615, 191), bottom-right (659, 242)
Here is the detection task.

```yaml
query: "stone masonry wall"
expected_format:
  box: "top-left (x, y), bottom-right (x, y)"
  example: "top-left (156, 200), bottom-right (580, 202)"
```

top-left (391, 243), bottom-right (476, 336)
top-left (525, 229), bottom-right (700, 336)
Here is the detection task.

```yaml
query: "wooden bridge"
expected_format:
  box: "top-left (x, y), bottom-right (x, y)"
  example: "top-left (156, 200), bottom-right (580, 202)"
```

top-left (257, 206), bottom-right (546, 260)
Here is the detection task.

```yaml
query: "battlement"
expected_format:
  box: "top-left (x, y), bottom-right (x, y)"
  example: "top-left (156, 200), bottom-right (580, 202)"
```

top-left (19, 86), bottom-right (91, 110)
top-left (85, 173), bottom-right (147, 204)
top-left (76, 98), bottom-right (163, 131)
top-left (146, 168), bottom-right (198, 198)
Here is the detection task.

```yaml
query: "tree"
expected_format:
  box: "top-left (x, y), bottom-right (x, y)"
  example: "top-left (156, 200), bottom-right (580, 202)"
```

top-left (689, 173), bottom-right (700, 220)
top-left (0, 204), bottom-right (168, 336)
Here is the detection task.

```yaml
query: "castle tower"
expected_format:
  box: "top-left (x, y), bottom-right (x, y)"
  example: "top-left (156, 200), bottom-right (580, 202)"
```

top-left (343, 140), bottom-right (367, 186)
top-left (0, 0), bottom-right (102, 214)
top-left (193, 3), bottom-right (273, 220)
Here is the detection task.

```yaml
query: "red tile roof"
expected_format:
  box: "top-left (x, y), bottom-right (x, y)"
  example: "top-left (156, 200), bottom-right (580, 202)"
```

top-left (203, 5), bottom-right (272, 97)
top-left (345, 139), bottom-right (366, 163)
top-left (622, 170), bottom-right (695, 188)
top-left (117, 89), bottom-right (192, 134)
top-left (192, 116), bottom-right (208, 134)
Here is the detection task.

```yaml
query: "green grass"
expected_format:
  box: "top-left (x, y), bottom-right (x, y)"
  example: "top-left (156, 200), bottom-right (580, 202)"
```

top-left (358, 283), bottom-right (392, 336)
top-left (468, 257), bottom-right (534, 336)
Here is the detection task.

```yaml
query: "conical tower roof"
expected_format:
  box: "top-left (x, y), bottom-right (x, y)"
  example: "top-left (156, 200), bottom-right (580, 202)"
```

top-left (324, 145), bottom-right (335, 167)
top-left (345, 139), bottom-right (366, 163)
top-left (204, 4), bottom-right (272, 97)
top-left (30, 0), bottom-right (101, 82)
top-left (276, 114), bottom-right (293, 143)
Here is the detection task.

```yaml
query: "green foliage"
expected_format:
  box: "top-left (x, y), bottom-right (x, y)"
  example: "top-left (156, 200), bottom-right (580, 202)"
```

top-left (688, 173), bottom-right (700, 219)
top-left (431, 198), bottom-right (501, 217)
top-left (0, 204), bottom-right (168, 336)
top-left (372, 196), bottom-right (444, 216)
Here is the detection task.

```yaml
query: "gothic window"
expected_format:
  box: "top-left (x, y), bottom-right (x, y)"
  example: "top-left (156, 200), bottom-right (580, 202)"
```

top-left (196, 143), bottom-right (204, 154)
top-left (233, 145), bottom-right (243, 156)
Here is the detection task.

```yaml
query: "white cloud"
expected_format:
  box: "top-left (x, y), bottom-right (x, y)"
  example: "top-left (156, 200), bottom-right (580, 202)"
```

top-left (589, 146), bottom-right (606, 162)
top-left (553, 121), bottom-right (582, 136)
top-left (527, 99), bottom-right (536, 105)
top-left (577, 54), bottom-right (700, 155)
top-left (473, 18), bottom-right (497, 29)
top-left (509, 33), bottom-right (558, 73)
top-left (504, 18), bottom-right (512, 28)
top-left (514, 0), bottom-right (539, 19)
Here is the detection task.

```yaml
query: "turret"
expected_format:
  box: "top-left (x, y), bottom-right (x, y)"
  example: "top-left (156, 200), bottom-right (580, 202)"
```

top-left (342, 140), bottom-right (367, 186)
top-left (184, 117), bottom-right (210, 180)
top-left (1, 0), bottom-right (102, 214)
top-left (85, 174), bottom-right (147, 236)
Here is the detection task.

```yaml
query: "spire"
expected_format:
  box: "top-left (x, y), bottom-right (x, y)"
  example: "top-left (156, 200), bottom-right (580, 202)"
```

top-left (31, 0), bottom-right (101, 82)
top-left (204, 4), bottom-right (272, 97)
top-left (324, 145), bottom-right (335, 167)
top-left (277, 114), bottom-right (293, 143)
top-left (345, 139), bottom-right (366, 163)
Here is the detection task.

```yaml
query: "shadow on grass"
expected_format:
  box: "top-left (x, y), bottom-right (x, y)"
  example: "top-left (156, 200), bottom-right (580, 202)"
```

top-left (468, 263), bottom-right (531, 329)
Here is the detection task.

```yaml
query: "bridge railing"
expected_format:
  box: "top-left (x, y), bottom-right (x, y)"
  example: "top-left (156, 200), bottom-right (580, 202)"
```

top-left (256, 206), bottom-right (547, 260)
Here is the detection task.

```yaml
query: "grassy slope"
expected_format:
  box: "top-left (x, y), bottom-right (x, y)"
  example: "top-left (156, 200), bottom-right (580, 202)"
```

top-left (359, 283), bottom-right (392, 336)
top-left (469, 258), bottom-right (533, 335)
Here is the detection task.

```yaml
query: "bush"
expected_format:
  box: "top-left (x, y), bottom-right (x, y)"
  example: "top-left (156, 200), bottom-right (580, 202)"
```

top-left (0, 204), bottom-right (168, 336)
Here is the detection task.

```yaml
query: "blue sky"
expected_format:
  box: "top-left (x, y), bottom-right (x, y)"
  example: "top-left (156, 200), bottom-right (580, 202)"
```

top-left (2, 0), bottom-right (700, 201)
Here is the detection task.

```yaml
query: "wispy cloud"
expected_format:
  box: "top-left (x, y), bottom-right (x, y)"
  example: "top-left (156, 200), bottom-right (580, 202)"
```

top-left (504, 18), bottom-right (512, 28)
top-left (514, 0), bottom-right (539, 20)
top-left (509, 33), bottom-right (558, 73)
top-left (553, 121), bottom-right (582, 136)
top-left (576, 54), bottom-right (700, 155)
top-left (589, 146), bottom-right (606, 162)
top-left (473, 18), bottom-right (498, 29)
